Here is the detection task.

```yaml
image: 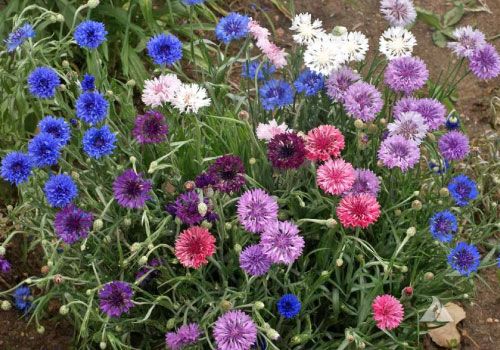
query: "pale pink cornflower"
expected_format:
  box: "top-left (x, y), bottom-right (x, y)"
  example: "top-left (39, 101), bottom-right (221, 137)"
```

top-left (256, 119), bottom-right (289, 142)
top-left (141, 74), bottom-right (182, 108)
top-left (317, 159), bottom-right (355, 195)
top-left (372, 294), bottom-right (404, 330)
top-left (248, 19), bottom-right (287, 69)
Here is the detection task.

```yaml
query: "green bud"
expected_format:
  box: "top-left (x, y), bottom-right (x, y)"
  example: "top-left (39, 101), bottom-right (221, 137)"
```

top-left (59, 305), bottom-right (69, 315)
top-left (93, 219), bottom-right (104, 231)
top-left (37, 325), bottom-right (45, 334)
top-left (99, 341), bottom-right (107, 350)
top-left (254, 301), bottom-right (265, 310)
top-left (1, 300), bottom-right (12, 311)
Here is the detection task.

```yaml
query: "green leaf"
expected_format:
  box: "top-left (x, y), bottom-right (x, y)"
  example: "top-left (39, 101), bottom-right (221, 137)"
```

top-left (444, 3), bottom-right (464, 27)
top-left (432, 31), bottom-right (448, 48)
top-left (416, 7), bottom-right (442, 30)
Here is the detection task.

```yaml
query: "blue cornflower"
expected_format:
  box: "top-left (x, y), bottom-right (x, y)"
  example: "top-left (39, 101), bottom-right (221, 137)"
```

top-left (38, 116), bottom-right (71, 147)
top-left (428, 159), bottom-right (450, 174)
top-left (241, 60), bottom-right (276, 81)
top-left (448, 174), bottom-right (478, 207)
top-left (445, 112), bottom-right (460, 131)
top-left (497, 255), bottom-right (500, 268)
top-left (27, 67), bottom-right (60, 99)
top-left (429, 210), bottom-right (457, 242)
top-left (82, 125), bottom-right (116, 159)
top-left (146, 33), bottom-right (183, 66)
top-left (448, 242), bottom-right (480, 276)
top-left (13, 285), bottom-right (32, 314)
top-left (1, 152), bottom-right (33, 185)
top-left (5, 23), bottom-right (35, 52)
top-left (28, 133), bottom-right (62, 167)
top-left (81, 73), bottom-right (95, 92)
top-left (215, 12), bottom-right (250, 44)
top-left (294, 69), bottom-right (324, 96)
top-left (277, 294), bottom-right (301, 319)
top-left (76, 91), bottom-right (109, 125)
top-left (259, 79), bottom-right (294, 111)
top-left (74, 20), bottom-right (107, 49)
top-left (44, 174), bottom-right (78, 208)
top-left (182, 0), bottom-right (204, 4)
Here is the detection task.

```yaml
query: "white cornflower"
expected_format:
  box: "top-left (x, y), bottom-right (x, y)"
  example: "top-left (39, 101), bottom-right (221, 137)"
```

top-left (342, 31), bottom-right (369, 62)
top-left (141, 74), bottom-right (182, 108)
top-left (388, 111), bottom-right (428, 144)
top-left (304, 34), bottom-right (348, 76)
top-left (290, 13), bottom-right (325, 45)
top-left (172, 83), bottom-right (211, 114)
top-left (380, 0), bottom-right (417, 27)
top-left (379, 26), bottom-right (416, 60)
top-left (256, 119), bottom-right (289, 141)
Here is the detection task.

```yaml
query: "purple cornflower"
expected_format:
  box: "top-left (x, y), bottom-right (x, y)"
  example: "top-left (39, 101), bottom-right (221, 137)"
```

top-left (325, 66), bottom-right (361, 103)
top-left (54, 204), bottom-right (93, 244)
top-left (237, 189), bottom-right (278, 233)
top-left (448, 26), bottom-right (486, 58)
top-left (378, 135), bottom-right (420, 172)
top-left (239, 244), bottom-right (272, 276)
top-left (165, 323), bottom-right (201, 350)
top-left (135, 258), bottom-right (163, 286)
top-left (261, 220), bottom-right (305, 265)
top-left (0, 256), bottom-right (11, 274)
top-left (207, 155), bottom-right (246, 193)
top-left (448, 242), bottom-right (480, 276)
top-left (267, 132), bottom-right (306, 170)
top-left (387, 111), bottom-right (428, 144)
top-left (194, 172), bottom-right (218, 188)
top-left (380, 0), bottom-right (416, 27)
top-left (168, 191), bottom-right (217, 226)
top-left (344, 168), bottom-right (381, 197)
top-left (343, 82), bottom-right (383, 122)
top-left (469, 44), bottom-right (500, 80)
top-left (213, 310), bottom-right (257, 350)
top-left (132, 111), bottom-right (169, 144)
top-left (113, 170), bottom-right (152, 209)
top-left (98, 281), bottom-right (134, 318)
top-left (384, 56), bottom-right (429, 94)
top-left (438, 131), bottom-right (470, 161)
top-left (394, 97), bottom-right (446, 131)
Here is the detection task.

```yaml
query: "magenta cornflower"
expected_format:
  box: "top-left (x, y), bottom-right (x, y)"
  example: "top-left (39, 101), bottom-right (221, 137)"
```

top-left (239, 244), bottom-right (272, 276)
top-left (261, 220), bottom-right (305, 264)
top-left (378, 135), bottom-right (420, 172)
top-left (343, 82), bottom-right (383, 122)
top-left (113, 170), bottom-right (152, 209)
top-left (384, 56), bottom-right (429, 94)
top-left (325, 67), bottom-right (361, 103)
top-left (316, 159), bottom-right (356, 196)
top-left (165, 323), bottom-right (201, 350)
top-left (469, 43), bottom-right (500, 80)
top-left (345, 168), bottom-right (381, 197)
top-left (213, 310), bottom-right (257, 350)
top-left (207, 155), bottom-right (246, 193)
top-left (337, 194), bottom-right (381, 228)
top-left (54, 204), bottom-right (93, 244)
top-left (98, 281), bottom-right (134, 318)
top-left (438, 131), bottom-right (470, 161)
top-left (237, 189), bottom-right (278, 234)
top-left (305, 125), bottom-right (345, 162)
top-left (132, 110), bottom-right (169, 144)
top-left (267, 132), bottom-right (306, 169)
top-left (372, 294), bottom-right (404, 330)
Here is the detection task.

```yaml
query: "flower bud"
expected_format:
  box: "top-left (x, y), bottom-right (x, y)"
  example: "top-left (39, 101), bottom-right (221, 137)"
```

top-left (147, 244), bottom-right (154, 251)
top-left (234, 244), bottom-right (242, 254)
top-left (129, 156), bottom-right (137, 164)
top-left (93, 219), bottom-right (104, 231)
top-left (336, 258), bottom-right (344, 267)
top-left (138, 256), bottom-right (148, 266)
top-left (25, 278), bottom-right (32, 284)
top-left (321, 270), bottom-right (330, 278)
top-left (184, 181), bottom-right (196, 191)
top-left (413, 191), bottom-right (419, 196)
top-left (130, 242), bottom-right (141, 252)
top-left (439, 188), bottom-right (449, 197)
top-left (220, 300), bottom-right (232, 311)
top-left (346, 334), bottom-right (355, 342)
top-left (59, 305), bottom-right (69, 315)
top-left (354, 119), bottom-right (364, 129)
top-left (204, 187), bottom-right (215, 198)
top-left (249, 157), bottom-right (256, 165)
top-left (1, 300), bottom-right (12, 311)
top-left (266, 328), bottom-right (280, 340)
top-left (424, 272), bottom-right (434, 280)
top-left (263, 322), bottom-right (271, 330)
top-left (332, 26), bottom-right (347, 36)
top-left (411, 200), bottom-right (422, 210)
top-left (201, 220), bottom-right (212, 229)
top-left (37, 325), bottom-right (45, 334)
top-left (290, 334), bottom-right (310, 345)
top-left (238, 110), bottom-right (250, 121)
top-left (358, 342), bottom-right (366, 349)
top-left (406, 227), bottom-right (416, 237)
top-left (376, 160), bottom-right (383, 168)
top-left (367, 123), bottom-right (378, 133)
top-left (115, 325), bottom-right (123, 332)
top-left (87, 0), bottom-right (100, 9)
top-left (326, 218), bottom-right (337, 228)
top-left (59, 84), bottom-right (66, 91)
top-left (394, 209), bottom-right (402, 216)
top-left (400, 266), bottom-right (408, 273)
top-left (47, 260), bottom-right (54, 267)
top-left (0, 246), bottom-right (5, 256)
top-left (53, 274), bottom-right (63, 284)
top-left (254, 301), bottom-right (265, 310)
top-left (379, 118), bottom-right (387, 126)
top-left (126, 79), bottom-right (136, 87)
top-left (427, 133), bottom-right (436, 142)
top-left (99, 342), bottom-right (107, 350)
top-left (224, 222), bottom-right (232, 230)
top-left (62, 60), bottom-right (70, 68)
top-left (86, 289), bottom-right (92, 296)
top-left (167, 318), bottom-right (176, 330)
top-left (56, 14), bottom-right (65, 23)
top-left (197, 202), bottom-right (208, 217)
top-left (105, 90), bottom-right (113, 97)
top-left (403, 286), bottom-right (413, 297)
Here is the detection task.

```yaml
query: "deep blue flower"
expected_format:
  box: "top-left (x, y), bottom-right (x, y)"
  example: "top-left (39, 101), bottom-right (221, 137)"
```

top-left (146, 33), bottom-right (183, 66)
top-left (28, 133), bottom-right (62, 167)
top-left (259, 79), bottom-right (294, 110)
top-left (445, 112), bottom-right (461, 131)
top-left (82, 125), bottom-right (116, 159)
top-left (70, 118), bottom-right (79, 127)
top-left (182, 0), bottom-right (205, 4)
top-left (44, 174), bottom-right (78, 208)
top-left (277, 294), bottom-right (301, 319)
top-left (81, 73), bottom-right (95, 92)
top-left (13, 285), bottom-right (32, 314)
top-left (215, 12), bottom-right (250, 44)
top-left (294, 69), bottom-right (324, 96)
top-left (74, 20), bottom-right (107, 49)
top-left (38, 116), bottom-right (71, 147)
top-left (241, 60), bottom-right (276, 81)
top-left (448, 242), bottom-right (480, 276)
top-left (448, 174), bottom-right (478, 207)
top-left (76, 91), bottom-right (109, 125)
top-left (428, 159), bottom-right (450, 174)
top-left (497, 255), bottom-right (500, 268)
top-left (5, 23), bottom-right (35, 52)
top-left (429, 210), bottom-right (457, 242)
top-left (1, 152), bottom-right (33, 185)
top-left (27, 67), bottom-right (60, 99)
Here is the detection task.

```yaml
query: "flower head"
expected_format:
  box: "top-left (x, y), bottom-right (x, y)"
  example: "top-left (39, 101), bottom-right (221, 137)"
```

top-left (372, 294), bottom-right (404, 330)
top-left (448, 26), bottom-right (486, 58)
top-left (83, 125), bottom-right (116, 159)
top-left (1, 152), bottom-right (33, 185)
top-left (380, 0), bottom-right (416, 27)
top-left (294, 69), bottom-right (324, 96)
top-left (81, 73), bottom-right (95, 92)
top-left (76, 91), bottom-right (109, 125)
top-left (135, 258), bottom-right (163, 286)
top-left (259, 79), bottom-right (294, 110)
top-left (132, 111), bottom-right (168, 144)
top-left (98, 281), bottom-right (134, 318)
top-left (28, 132), bottom-right (62, 168)
top-left (216, 12), bottom-right (250, 44)
top-left (387, 111), bottom-right (428, 144)
top-left (38, 116), bottom-right (71, 146)
top-left (429, 210), bottom-right (457, 243)
top-left (194, 172), bottom-right (218, 188)
top-left (337, 194), bottom-right (381, 228)
top-left (394, 97), bottom-right (446, 131)
top-left (175, 226), bottom-right (216, 269)
top-left (267, 132), bottom-right (306, 170)
top-left (141, 74), bottom-right (182, 107)
top-left (317, 159), bottom-right (355, 195)
top-left (146, 34), bottom-right (183, 65)
top-left (277, 294), bottom-right (301, 319)
top-left (13, 286), bottom-right (32, 313)
top-left (207, 155), bottom-right (246, 193)
top-left (113, 170), bottom-right (152, 209)
top-left (448, 242), bottom-right (480, 276)
top-left (378, 135), bottom-right (420, 172)
top-left (342, 31), bottom-right (369, 62)
top-left (379, 27), bottom-right (416, 60)
top-left (344, 82), bottom-right (383, 122)
top-left (165, 323), bottom-right (201, 350)
top-left (27, 67), bottom-right (60, 99)
top-left (214, 310), bottom-right (257, 350)
top-left (74, 20), bottom-right (107, 49)
top-left (5, 23), bottom-right (35, 52)
top-left (241, 60), bottom-right (275, 81)
top-left (44, 174), bottom-right (78, 208)
top-left (261, 221), bottom-right (304, 264)
top-left (305, 125), bottom-right (345, 162)
top-left (256, 119), bottom-right (289, 142)
top-left (445, 112), bottom-right (461, 131)
top-left (325, 66), bottom-right (361, 103)
top-left (438, 131), bottom-right (469, 161)
top-left (384, 56), bottom-right (429, 94)
top-left (345, 169), bottom-right (381, 197)
top-left (0, 256), bottom-right (11, 274)
top-left (469, 43), bottom-right (500, 80)
top-left (168, 191), bottom-right (216, 226)
top-left (448, 174), bottom-right (478, 207)
top-left (54, 204), bottom-right (93, 244)
top-left (239, 244), bottom-right (272, 276)
top-left (304, 34), bottom-right (348, 75)
top-left (290, 13), bottom-right (324, 45)
top-left (237, 189), bottom-right (279, 234)
top-left (172, 83), bottom-right (211, 114)
top-left (182, 0), bottom-right (205, 4)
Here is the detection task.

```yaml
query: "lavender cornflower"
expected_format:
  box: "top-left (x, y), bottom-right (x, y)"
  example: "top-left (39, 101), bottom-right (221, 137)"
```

top-left (165, 323), bottom-right (202, 350)
top-left (325, 66), bottom-right (361, 103)
top-left (267, 132), bottom-right (306, 170)
top-left (207, 155), bottom-right (246, 193)
top-left (239, 244), bottom-right (272, 276)
top-left (294, 69), bottom-right (324, 96)
top-left (429, 210), bottom-right (457, 243)
top-left (98, 281), bottom-right (134, 318)
top-left (448, 174), bottom-right (478, 207)
top-left (469, 44), bottom-right (500, 80)
top-left (438, 131), bottom-right (469, 161)
top-left (378, 135), bottom-right (420, 172)
top-left (387, 111), bottom-right (428, 144)
top-left (394, 97), bottom-right (446, 131)
top-left (343, 82), bottom-right (383, 122)
top-left (380, 0), bottom-right (417, 27)
top-left (132, 111), bottom-right (169, 144)
top-left (0, 256), bottom-right (11, 274)
top-left (113, 170), bottom-right (152, 209)
top-left (237, 189), bottom-right (279, 233)
top-left (384, 56), bottom-right (429, 94)
top-left (261, 220), bottom-right (305, 265)
top-left (5, 23), bottom-right (35, 52)
top-left (448, 26), bottom-right (486, 58)
top-left (213, 310), bottom-right (257, 350)
top-left (344, 168), bottom-right (381, 197)
top-left (54, 204), bottom-right (93, 244)
top-left (448, 242), bottom-right (480, 276)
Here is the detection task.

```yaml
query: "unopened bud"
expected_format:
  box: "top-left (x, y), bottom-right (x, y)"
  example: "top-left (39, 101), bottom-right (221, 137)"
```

top-left (71, 171), bottom-right (80, 180)
top-left (379, 118), bottom-right (387, 126)
top-left (130, 242), bottom-right (141, 252)
top-left (126, 79), bottom-right (136, 87)
top-left (326, 218), bottom-right (337, 228)
top-left (87, 0), bottom-right (100, 9)
top-left (105, 90), bottom-right (113, 97)
top-left (184, 181), bottom-right (195, 191)
top-left (93, 219), bottom-right (104, 231)
top-left (346, 334), bottom-right (355, 342)
top-left (234, 244), bottom-right (242, 253)
top-left (354, 119), bottom-right (364, 129)
top-left (62, 60), bottom-right (70, 68)
top-left (1, 300), bottom-right (11, 311)
top-left (59, 305), bottom-right (69, 315)
top-left (406, 227), bottom-right (416, 237)
top-left (0, 246), bottom-right (5, 256)
top-left (147, 244), bottom-right (154, 250)
top-left (197, 202), bottom-right (208, 217)
top-left (59, 84), bottom-right (66, 91)
top-left (166, 318), bottom-right (176, 330)
top-left (53, 274), bottom-right (63, 284)
top-left (336, 258), bottom-right (344, 267)
top-left (56, 14), bottom-right (64, 22)
top-left (40, 265), bottom-right (49, 274)
top-left (254, 301), bottom-right (265, 310)
top-left (220, 300), bottom-right (232, 311)
top-left (403, 286), bottom-right (413, 297)
top-left (249, 157), bottom-right (256, 165)
top-left (238, 110), bottom-right (250, 121)
top-left (266, 328), bottom-right (280, 340)
top-left (321, 270), bottom-right (330, 278)
top-left (129, 156), bottom-right (137, 164)
top-left (439, 188), bottom-right (449, 197)
top-left (86, 289), bottom-right (92, 296)
top-left (123, 218), bottom-right (132, 227)
top-left (394, 209), bottom-right (402, 216)
top-left (138, 256), bottom-right (148, 266)
top-left (411, 200), bottom-right (422, 210)
top-left (99, 342), bottom-right (107, 350)
top-left (37, 325), bottom-right (45, 334)
top-left (224, 222), bottom-right (232, 230)
top-left (413, 191), bottom-right (419, 196)
top-left (424, 272), bottom-right (434, 280)
top-left (427, 133), bottom-right (436, 142)
top-left (400, 266), bottom-right (408, 273)
top-left (358, 342), bottom-right (366, 349)
top-left (201, 220), bottom-right (212, 229)
top-left (332, 26), bottom-right (348, 36)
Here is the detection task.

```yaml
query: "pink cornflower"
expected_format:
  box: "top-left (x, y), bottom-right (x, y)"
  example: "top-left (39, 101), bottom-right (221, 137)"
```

top-left (256, 119), bottom-right (289, 142)
top-left (336, 193), bottom-right (381, 228)
top-left (317, 159), bottom-right (355, 195)
top-left (372, 294), bottom-right (404, 330)
top-left (174, 226), bottom-right (216, 269)
top-left (305, 125), bottom-right (345, 162)
top-left (141, 74), bottom-right (182, 107)
top-left (248, 19), bottom-right (287, 69)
